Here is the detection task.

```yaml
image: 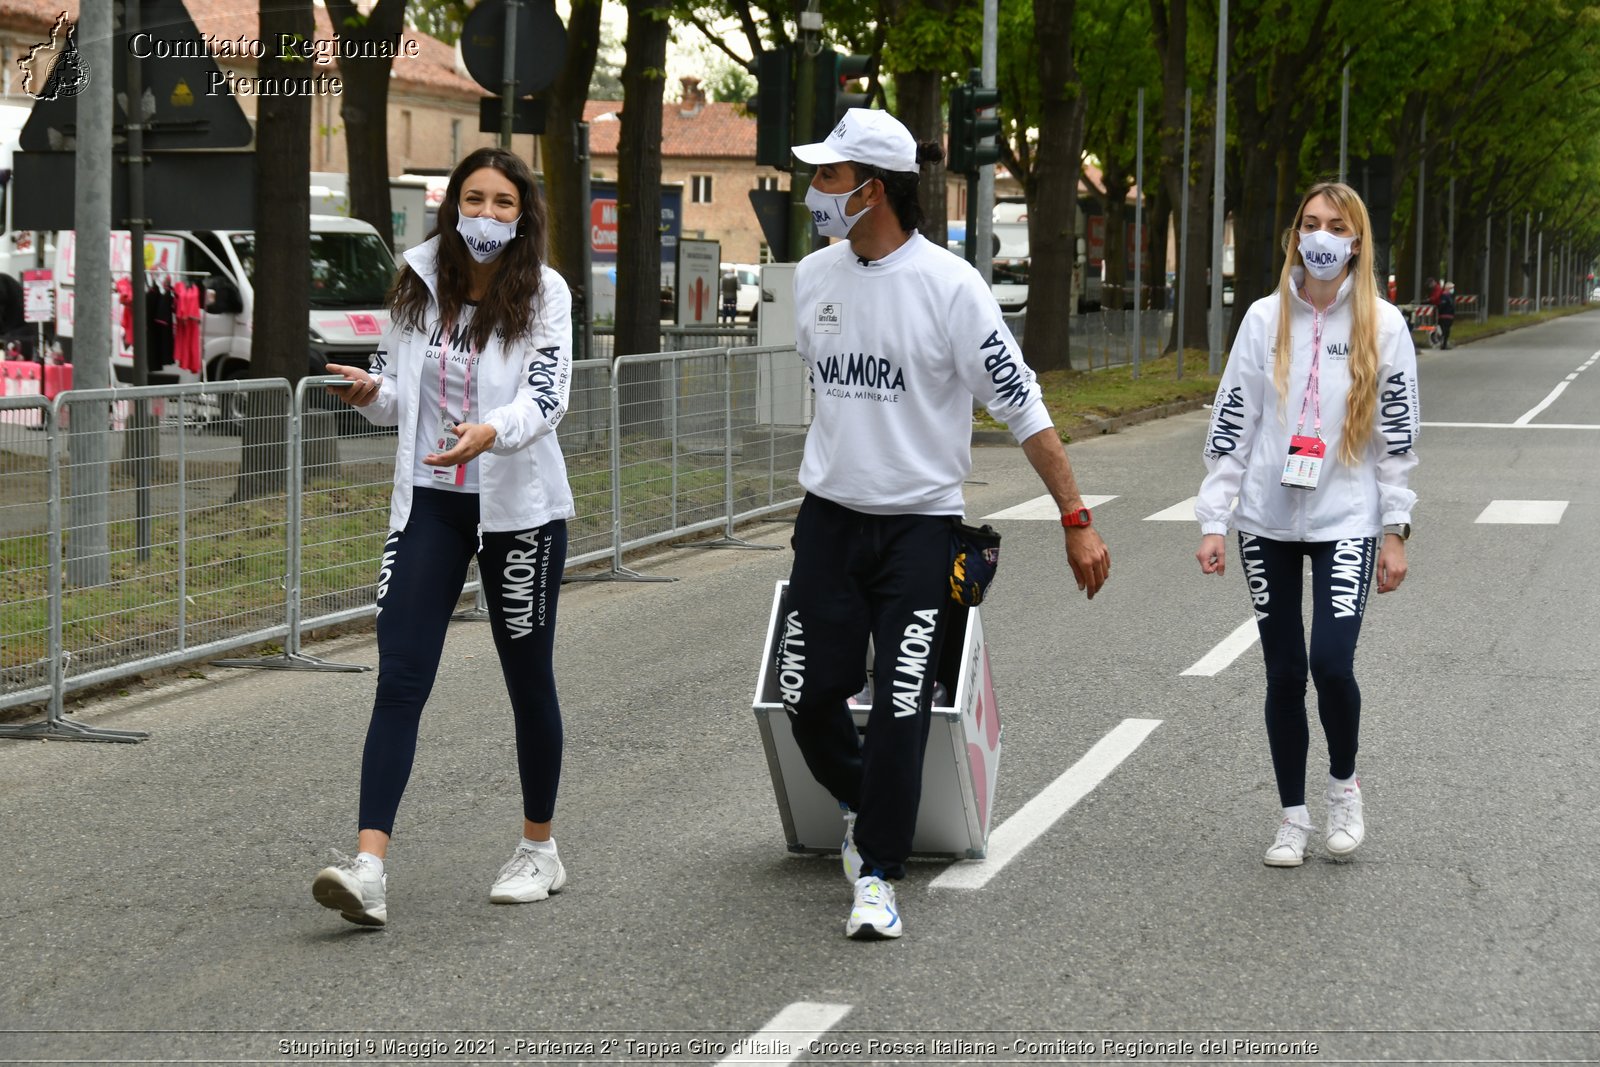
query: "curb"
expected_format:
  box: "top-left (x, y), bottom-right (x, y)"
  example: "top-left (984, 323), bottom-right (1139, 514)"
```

top-left (973, 397), bottom-right (1211, 445)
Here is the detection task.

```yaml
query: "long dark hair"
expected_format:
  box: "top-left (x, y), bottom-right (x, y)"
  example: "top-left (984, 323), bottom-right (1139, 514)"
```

top-left (387, 147), bottom-right (548, 352)
top-left (848, 141), bottom-right (945, 232)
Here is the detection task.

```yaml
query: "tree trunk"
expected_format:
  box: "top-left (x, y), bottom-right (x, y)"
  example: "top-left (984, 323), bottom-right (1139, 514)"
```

top-left (327, 0), bottom-right (407, 250)
top-left (894, 68), bottom-right (946, 247)
top-left (1028, 0), bottom-right (1085, 372)
top-left (1098, 144), bottom-right (1129, 312)
top-left (615, 0), bottom-right (670, 432)
top-left (540, 0), bottom-right (604, 295)
top-left (1150, 0), bottom-right (1218, 355)
top-left (1147, 189), bottom-right (1170, 313)
top-left (235, 1), bottom-right (313, 502)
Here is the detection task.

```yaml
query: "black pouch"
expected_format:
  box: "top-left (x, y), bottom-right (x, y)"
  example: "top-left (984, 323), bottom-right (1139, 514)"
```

top-left (949, 521), bottom-right (1002, 606)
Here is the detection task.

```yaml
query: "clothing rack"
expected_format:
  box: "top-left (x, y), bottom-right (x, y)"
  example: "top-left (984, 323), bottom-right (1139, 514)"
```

top-left (107, 268), bottom-right (213, 280)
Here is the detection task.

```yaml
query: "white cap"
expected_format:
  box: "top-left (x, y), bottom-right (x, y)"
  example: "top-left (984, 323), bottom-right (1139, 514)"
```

top-left (792, 108), bottom-right (918, 173)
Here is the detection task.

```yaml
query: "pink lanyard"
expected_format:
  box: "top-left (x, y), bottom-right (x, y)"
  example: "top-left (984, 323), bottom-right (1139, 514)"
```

top-left (1297, 308), bottom-right (1324, 437)
top-left (437, 321), bottom-right (479, 425)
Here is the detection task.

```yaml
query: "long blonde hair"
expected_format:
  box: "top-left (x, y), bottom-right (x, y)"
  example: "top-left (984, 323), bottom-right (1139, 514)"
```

top-left (1272, 181), bottom-right (1379, 466)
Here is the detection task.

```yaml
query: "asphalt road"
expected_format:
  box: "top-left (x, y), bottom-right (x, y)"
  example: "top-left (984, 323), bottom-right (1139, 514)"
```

top-left (2, 313), bottom-right (1596, 1064)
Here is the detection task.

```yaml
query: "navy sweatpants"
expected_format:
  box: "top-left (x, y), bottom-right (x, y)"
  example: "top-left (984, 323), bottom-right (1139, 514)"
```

top-left (359, 486), bottom-right (567, 835)
top-left (776, 493), bottom-right (955, 881)
top-left (1239, 532), bottom-right (1377, 807)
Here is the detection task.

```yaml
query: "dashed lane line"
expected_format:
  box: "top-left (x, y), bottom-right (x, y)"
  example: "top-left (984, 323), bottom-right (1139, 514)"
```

top-left (1513, 350), bottom-right (1599, 425)
top-left (981, 494), bottom-right (1117, 521)
top-left (1181, 616), bottom-right (1261, 677)
top-left (1423, 422), bottom-right (1600, 429)
top-left (1145, 496), bottom-right (1200, 522)
top-left (716, 1002), bottom-right (853, 1066)
top-left (1475, 500), bottom-right (1569, 524)
top-left (929, 718), bottom-right (1162, 891)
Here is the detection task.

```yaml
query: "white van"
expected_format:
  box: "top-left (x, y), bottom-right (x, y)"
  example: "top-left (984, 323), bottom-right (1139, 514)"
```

top-left (56, 215), bottom-right (395, 403)
top-left (0, 100), bottom-right (53, 283)
top-left (991, 222), bottom-right (1029, 312)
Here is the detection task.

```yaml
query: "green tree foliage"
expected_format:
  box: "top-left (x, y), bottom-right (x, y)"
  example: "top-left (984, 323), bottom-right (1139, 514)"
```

top-left (703, 56), bottom-right (756, 102)
top-left (405, 0), bottom-right (470, 45)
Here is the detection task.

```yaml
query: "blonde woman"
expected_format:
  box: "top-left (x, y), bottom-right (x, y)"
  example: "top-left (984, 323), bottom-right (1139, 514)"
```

top-left (1195, 181), bottom-right (1419, 867)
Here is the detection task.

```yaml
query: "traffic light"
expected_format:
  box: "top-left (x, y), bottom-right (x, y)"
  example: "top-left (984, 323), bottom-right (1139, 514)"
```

top-left (948, 76), bottom-right (1001, 174)
top-left (749, 46), bottom-right (793, 168)
top-left (814, 51), bottom-right (876, 141)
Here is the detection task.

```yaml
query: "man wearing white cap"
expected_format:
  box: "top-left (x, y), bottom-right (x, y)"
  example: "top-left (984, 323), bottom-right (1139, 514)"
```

top-left (774, 107), bottom-right (1110, 941)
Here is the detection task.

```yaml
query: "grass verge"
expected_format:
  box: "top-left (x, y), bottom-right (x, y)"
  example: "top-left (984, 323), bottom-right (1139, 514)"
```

top-left (977, 351), bottom-right (1221, 440)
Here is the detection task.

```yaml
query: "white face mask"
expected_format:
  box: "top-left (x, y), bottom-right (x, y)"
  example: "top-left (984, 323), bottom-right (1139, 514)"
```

top-left (805, 179), bottom-right (873, 240)
top-left (456, 213), bottom-right (519, 263)
top-left (1298, 229), bottom-right (1355, 281)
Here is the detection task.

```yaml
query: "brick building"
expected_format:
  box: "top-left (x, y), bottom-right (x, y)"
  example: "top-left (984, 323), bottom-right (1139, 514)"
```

top-left (586, 78), bottom-right (781, 266)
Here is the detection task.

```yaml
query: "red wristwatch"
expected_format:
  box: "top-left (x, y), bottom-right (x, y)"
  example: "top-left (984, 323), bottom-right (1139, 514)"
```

top-left (1060, 507), bottom-right (1092, 529)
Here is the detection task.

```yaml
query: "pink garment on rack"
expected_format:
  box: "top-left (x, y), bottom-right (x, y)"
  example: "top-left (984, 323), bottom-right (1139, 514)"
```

top-left (114, 277), bottom-right (134, 349)
top-left (172, 282), bottom-right (203, 373)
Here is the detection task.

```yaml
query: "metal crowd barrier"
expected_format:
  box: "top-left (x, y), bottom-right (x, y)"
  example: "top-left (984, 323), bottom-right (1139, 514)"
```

top-left (0, 346), bottom-right (809, 740)
top-left (1061, 310), bottom-right (1172, 369)
top-left (589, 325), bottom-right (756, 362)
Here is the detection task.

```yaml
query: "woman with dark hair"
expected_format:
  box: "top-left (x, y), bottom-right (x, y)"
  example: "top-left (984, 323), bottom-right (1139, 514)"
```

top-left (1195, 180), bottom-right (1419, 868)
top-left (313, 147), bottom-right (575, 926)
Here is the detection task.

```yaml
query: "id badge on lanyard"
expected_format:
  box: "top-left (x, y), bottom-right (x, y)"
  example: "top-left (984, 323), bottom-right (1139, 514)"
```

top-left (431, 324), bottom-right (477, 487)
top-left (1280, 309), bottom-right (1326, 491)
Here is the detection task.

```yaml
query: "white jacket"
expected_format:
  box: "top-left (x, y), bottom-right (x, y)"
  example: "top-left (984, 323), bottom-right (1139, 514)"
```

top-left (359, 237), bottom-right (576, 533)
top-left (1196, 269), bottom-right (1419, 542)
top-left (792, 233), bottom-right (1054, 515)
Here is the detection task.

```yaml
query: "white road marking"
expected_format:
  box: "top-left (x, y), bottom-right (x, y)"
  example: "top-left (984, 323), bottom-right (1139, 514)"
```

top-left (1513, 381), bottom-right (1572, 425)
top-left (1146, 496), bottom-right (1200, 521)
top-left (1475, 499), bottom-right (1569, 524)
top-left (1514, 351), bottom-right (1597, 425)
top-left (716, 1002), bottom-right (852, 1066)
top-left (929, 718), bottom-right (1162, 891)
top-left (982, 494), bottom-right (1116, 521)
top-left (1423, 422), bottom-right (1600, 430)
top-left (1181, 616), bottom-right (1261, 676)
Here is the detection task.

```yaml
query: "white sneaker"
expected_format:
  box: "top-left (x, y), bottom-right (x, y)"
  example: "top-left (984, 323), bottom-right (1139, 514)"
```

top-left (846, 876), bottom-right (903, 940)
top-left (312, 851), bottom-right (387, 926)
top-left (1326, 779), bottom-right (1365, 858)
top-left (840, 805), bottom-right (862, 884)
top-left (489, 847), bottom-right (567, 904)
top-left (1263, 818), bottom-right (1312, 867)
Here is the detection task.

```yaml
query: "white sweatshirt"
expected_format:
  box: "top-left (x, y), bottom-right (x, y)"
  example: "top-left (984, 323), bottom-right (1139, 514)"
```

top-left (1196, 268), bottom-right (1419, 542)
top-left (359, 237), bottom-right (576, 533)
top-left (792, 232), bottom-right (1054, 516)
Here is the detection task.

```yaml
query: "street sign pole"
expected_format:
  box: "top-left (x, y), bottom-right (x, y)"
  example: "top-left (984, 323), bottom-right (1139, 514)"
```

top-left (500, 0), bottom-right (521, 150)
top-left (124, 0), bottom-right (155, 561)
top-left (578, 121), bottom-right (593, 361)
top-left (69, 0), bottom-right (113, 588)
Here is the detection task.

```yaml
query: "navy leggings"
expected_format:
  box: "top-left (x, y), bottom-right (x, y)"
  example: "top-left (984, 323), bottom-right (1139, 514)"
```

top-left (1239, 532), bottom-right (1377, 807)
top-left (777, 494), bottom-right (956, 881)
top-left (359, 487), bottom-right (567, 836)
